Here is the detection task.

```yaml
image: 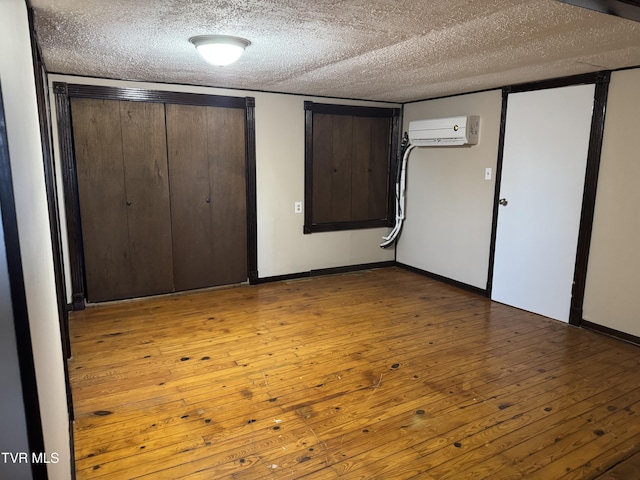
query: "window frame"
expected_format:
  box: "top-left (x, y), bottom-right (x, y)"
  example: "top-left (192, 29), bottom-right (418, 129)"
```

top-left (303, 101), bottom-right (401, 234)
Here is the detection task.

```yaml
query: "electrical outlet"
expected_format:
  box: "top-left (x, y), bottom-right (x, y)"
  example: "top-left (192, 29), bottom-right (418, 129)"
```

top-left (294, 201), bottom-right (302, 214)
top-left (485, 167), bottom-right (492, 180)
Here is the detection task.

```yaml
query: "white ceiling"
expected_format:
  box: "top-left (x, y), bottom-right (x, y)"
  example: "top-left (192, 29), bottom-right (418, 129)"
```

top-left (31, 0), bottom-right (640, 103)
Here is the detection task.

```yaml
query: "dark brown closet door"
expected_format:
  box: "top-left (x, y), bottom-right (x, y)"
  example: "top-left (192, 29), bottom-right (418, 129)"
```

top-left (72, 98), bottom-right (130, 301)
top-left (208, 107), bottom-right (248, 286)
top-left (119, 101), bottom-right (174, 297)
top-left (71, 98), bottom-right (173, 302)
top-left (166, 104), bottom-right (247, 291)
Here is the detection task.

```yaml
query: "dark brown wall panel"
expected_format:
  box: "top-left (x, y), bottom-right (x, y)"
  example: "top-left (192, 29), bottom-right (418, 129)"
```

top-left (350, 116), bottom-right (390, 222)
top-left (351, 116), bottom-right (373, 222)
top-left (312, 113), bottom-right (333, 224)
top-left (331, 115), bottom-right (353, 223)
top-left (369, 116), bottom-right (391, 219)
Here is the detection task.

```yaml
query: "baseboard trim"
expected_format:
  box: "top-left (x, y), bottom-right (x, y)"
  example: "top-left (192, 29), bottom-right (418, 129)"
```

top-left (581, 320), bottom-right (640, 347)
top-left (253, 271), bottom-right (310, 284)
top-left (254, 261), bottom-right (396, 284)
top-left (396, 262), bottom-right (489, 297)
top-left (69, 420), bottom-right (76, 480)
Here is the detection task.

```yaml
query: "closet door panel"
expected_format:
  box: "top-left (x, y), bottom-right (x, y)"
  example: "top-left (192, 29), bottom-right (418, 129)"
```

top-left (312, 113), bottom-right (334, 224)
top-left (71, 98), bottom-right (131, 302)
top-left (331, 115), bottom-right (353, 223)
top-left (351, 116), bottom-right (373, 222)
top-left (120, 101), bottom-right (174, 296)
top-left (207, 106), bottom-right (247, 285)
top-left (166, 104), bottom-right (214, 291)
top-left (368, 116), bottom-right (391, 220)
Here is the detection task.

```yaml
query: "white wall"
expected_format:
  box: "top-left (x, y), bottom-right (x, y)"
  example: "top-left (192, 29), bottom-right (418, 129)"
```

top-left (397, 90), bottom-right (503, 289)
top-left (0, 1), bottom-right (71, 479)
top-left (253, 92), bottom-right (397, 276)
top-left (48, 75), bottom-right (398, 301)
top-left (583, 68), bottom-right (640, 338)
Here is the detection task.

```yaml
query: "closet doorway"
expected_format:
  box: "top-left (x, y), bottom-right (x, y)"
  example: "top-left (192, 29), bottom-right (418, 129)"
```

top-left (491, 83), bottom-right (595, 322)
top-left (488, 72), bottom-right (609, 325)
top-left (54, 84), bottom-right (257, 307)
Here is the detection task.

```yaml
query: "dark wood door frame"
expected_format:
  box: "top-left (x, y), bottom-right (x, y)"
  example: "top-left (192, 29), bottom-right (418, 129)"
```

top-left (53, 82), bottom-right (258, 309)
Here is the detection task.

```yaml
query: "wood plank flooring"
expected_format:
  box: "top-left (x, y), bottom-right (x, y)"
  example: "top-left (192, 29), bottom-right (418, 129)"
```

top-left (68, 267), bottom-right (640, 479)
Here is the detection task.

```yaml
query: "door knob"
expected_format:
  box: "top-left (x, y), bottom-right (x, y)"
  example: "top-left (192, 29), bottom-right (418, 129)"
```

top-left (499, 198), bottom-right (508, 206)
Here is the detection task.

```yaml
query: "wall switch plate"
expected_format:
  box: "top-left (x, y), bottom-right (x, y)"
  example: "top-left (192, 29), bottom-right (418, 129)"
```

top-left (294, 201), bottom-right (302, 214)
top-left (485, 167), bottom-right (492, 180)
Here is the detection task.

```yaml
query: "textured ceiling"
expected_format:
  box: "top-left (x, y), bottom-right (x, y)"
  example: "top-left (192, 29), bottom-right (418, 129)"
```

top-left (31, 0), bottom-right (640, 103)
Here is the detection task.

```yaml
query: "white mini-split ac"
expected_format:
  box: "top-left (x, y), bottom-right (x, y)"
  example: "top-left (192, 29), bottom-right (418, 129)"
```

top-left (408, 115), bottom-right (480, 146)
top-left (380, 115), bottom-right (480, 248)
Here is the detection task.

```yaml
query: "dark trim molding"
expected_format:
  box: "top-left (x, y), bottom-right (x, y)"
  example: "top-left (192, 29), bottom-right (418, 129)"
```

top-left (53, 82), bottom-right (258, 306)
top-left (403, 86), bottom-right (503, 105)
top-left (0, 84), bottom-right (48, 480)
top-left (53, 85), bottom-right (86, 310)
top-left (397, 263), bottom-right (489, 297)
top-left (245, 97), bottom-right (259, 285)
top-left (304, 101), bottom-right (399, 118)
top-left (303, 101), bottom-right (400, 234)
top-left (304, 219), bottom-right (391, 234)
top-left (507, 71), bottom-right (607, 94)
top-left (254, 271), bottom-right (310, 284)
top-left (486, 89), bottom-right (510, 294)
top-left (48, 67), bottom-right (640, 108)
top-left (254, 261), bottom-right (396, 284)
top-left (403, 67), bottom-right (635, 105)
top-left (303, 105), bottom-right (314, 233)
top-left (581, 320), bottom-right (640, 347)
top-left (389, 106), bottom-right (402, 228)
top-left (49, 72), bottom-right (402, 106)
top-left (255, 261), bottom-right (489, 300)
top-left (569, 72), bottom-right (611, 326)
top-left (311, 261), bottom-right (396, 277)
top-left (557, 0), bottom-right (640, 23)
top-left (57, 83), bottom-right (247, 109)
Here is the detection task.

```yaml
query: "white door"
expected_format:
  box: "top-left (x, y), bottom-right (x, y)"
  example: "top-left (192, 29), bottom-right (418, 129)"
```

top-left (491, 84), bottom-right (595, 322)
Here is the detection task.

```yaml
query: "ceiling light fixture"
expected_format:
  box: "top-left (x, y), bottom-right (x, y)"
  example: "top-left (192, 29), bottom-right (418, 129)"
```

top-left (189, 35), bottom-right (251, 66)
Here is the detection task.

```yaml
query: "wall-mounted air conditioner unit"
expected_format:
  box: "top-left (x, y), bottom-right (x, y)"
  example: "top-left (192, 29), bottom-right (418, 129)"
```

top-left (380, 114), bottom-right (481, 248)
top-left (408, 115), bottom-right (480, 146)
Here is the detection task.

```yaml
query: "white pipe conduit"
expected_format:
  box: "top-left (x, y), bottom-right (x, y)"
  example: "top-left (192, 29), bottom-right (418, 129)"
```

top-left (380, 144), bottom-right (416, 248)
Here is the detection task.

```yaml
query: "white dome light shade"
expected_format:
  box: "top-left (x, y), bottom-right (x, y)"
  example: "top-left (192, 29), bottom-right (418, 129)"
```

top-left (190, 35), bottom-right (251, 66)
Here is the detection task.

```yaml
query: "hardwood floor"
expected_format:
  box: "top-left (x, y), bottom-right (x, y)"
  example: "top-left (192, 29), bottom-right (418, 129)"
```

top-left (68, 267), bottom-right (640, 479)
